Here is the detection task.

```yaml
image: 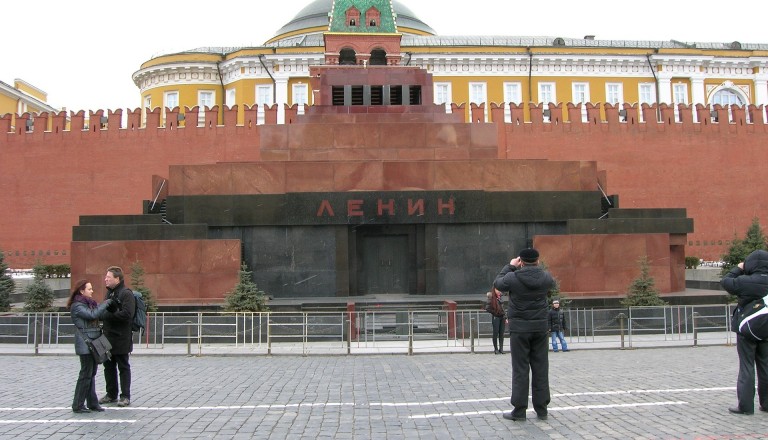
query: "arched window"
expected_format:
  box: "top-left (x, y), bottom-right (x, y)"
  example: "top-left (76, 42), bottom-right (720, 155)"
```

top-left (711, 88), bottom-right (745, 106)
top-left (370, 49), bottom-right (387, 66)
top-left (345, 7), bottom-right (360, 27)
top-left (365, 7), bottom-right (381, 28)
top-left (339, 48), bottom-right (357, 65)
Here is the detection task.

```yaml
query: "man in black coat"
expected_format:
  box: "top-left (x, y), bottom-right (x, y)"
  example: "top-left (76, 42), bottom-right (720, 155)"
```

top-left (494, 248), bottom-right (555, 421)
top-left (99, 266), bottom-right (135, 407)
top-left (721, 249), bottom-right (768, 415)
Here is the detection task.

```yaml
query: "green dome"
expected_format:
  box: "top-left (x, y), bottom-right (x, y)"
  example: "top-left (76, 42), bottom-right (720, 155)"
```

top-left (272, 0), bottom-right (435, 39)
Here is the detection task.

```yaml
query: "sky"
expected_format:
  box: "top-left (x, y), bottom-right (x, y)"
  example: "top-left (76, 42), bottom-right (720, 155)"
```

top-left (4, 0), bottom-right (767, 113)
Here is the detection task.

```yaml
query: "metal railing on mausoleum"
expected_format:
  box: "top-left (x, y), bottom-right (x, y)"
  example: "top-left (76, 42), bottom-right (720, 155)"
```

top-left (0, 305), bottom-right (737, 356)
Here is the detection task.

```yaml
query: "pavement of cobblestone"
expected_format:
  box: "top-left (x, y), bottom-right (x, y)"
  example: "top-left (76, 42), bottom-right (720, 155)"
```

top-left (1, 345), bottom-right (767, 439)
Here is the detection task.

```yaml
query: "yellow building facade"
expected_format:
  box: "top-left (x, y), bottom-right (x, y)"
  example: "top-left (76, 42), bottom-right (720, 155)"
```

top-left (132, 0), bottom-right (768, 125)
top-left (0, 79), bottom-right (58, 130)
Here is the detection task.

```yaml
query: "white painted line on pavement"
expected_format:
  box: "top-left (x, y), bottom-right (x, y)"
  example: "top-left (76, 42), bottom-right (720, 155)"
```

top-left (370, 386), bottom-right (732, 407)
top-left (0, 387), bottom-right (729, 414)
top-left (0, 419), bottom-right (135, 424)
top-left (410, 400), bottom-right (689, 419)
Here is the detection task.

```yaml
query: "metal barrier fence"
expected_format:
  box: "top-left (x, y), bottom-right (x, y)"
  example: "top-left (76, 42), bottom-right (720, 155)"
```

top-left (0, 304), bottom-right (737, 355)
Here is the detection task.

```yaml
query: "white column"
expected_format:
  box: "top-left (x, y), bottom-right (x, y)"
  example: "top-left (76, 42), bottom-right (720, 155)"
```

top-left (690, 77), bottom-right (705, 106)
top-left (275, 77), bottom-right (289, 124)
top-left (657, 75), bottom-right (672, 105)
top-left (690, 77), bottom-right (705, 123)
top-left (754, 77), bottom-right (768, 107)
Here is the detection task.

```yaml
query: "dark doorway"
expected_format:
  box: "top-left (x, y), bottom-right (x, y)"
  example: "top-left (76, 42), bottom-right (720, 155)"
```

top-left (352, 225), bottom-right (423, 295)
top-left (362, 235), bottom-right (408, 293)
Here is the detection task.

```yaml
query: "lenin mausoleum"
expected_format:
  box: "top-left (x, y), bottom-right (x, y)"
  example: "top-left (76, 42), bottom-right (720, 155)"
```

top-left (2, 0), bottom-right (767, 307)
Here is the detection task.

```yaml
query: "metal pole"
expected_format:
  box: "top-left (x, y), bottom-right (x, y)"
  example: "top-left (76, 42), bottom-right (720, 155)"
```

top-left (470, 316), bottom-right (475, 353)
top-left (267, 313), bottom-right (272, 355)
top-left (346, 315), bottom-right (351, 355)
top-left (618, 313), bottom-right (626, 350)
top-left (692, 311), bottom-right (699, 347)
top-left (186, 320), bottom-right (192, 356)
top-left (408, 312), bottom-right (413, 356)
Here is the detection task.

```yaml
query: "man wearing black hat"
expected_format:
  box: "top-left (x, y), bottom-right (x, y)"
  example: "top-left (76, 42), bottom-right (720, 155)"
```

top-left (493, 248), bottom-right (555, 421)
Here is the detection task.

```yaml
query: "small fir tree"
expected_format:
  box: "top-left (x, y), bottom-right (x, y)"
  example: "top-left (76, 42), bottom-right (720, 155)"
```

top-left (23, 272), bottom-right (55, 312)
top-left (0, 251), bottom-right (14, 312)
top-left (540, 260), bottom-right (569, 307)
top-left (721, 217), bottom-right (767, 277)
top-left (621, 255), bottom-right (668, 307)
top-left (224, 262), bottom-right (269, 312)
top-left (130, 260), bottom-right (157, 312)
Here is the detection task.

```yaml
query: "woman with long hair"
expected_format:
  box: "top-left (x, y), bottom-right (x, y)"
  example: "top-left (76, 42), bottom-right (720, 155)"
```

top-left (68, 279), bottom-right (113, 413)
top-left (486, 287), bottom-right (508, 354)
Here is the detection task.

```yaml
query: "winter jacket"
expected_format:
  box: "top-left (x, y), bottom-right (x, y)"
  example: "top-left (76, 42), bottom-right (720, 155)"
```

top-left (494, 264), bottom-right (555, 333)
top-left (721, 249), bottom-right (768, 332)
top-left (721, 250), bottom-right (768, 306)
top-left (548, 308), bottom-right (567, 332)
top-left (70, 298), bottom-right (111, 355)
top-left (102, 281), bottom-right (136, 354)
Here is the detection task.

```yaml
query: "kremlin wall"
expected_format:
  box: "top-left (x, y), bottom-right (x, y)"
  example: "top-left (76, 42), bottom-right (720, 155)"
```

top-left (3, 94), bottom-right (745, 304)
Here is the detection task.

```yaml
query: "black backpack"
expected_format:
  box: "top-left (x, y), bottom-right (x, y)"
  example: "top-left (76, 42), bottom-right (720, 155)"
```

top-left (132, 290), bottom-right (147, 333)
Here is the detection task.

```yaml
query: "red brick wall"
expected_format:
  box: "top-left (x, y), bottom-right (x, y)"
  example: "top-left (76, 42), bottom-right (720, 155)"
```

top-left (1, 102), bottom-right (764, 271)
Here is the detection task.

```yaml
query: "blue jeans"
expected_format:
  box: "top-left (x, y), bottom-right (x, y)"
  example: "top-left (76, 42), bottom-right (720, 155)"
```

top-left (551, 331), bottom-right (568, 351)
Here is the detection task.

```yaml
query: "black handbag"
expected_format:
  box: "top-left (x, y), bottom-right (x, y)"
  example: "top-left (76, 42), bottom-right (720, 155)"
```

top-left (75, 326), bottom-right (112, 364)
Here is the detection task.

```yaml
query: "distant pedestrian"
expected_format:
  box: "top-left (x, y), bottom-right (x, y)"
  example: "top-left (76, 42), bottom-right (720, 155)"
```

top-left (99, 266), bottom-right (135, 408)
top-left (548, 300), bottom-right (569, 352)
top-left (721, 250), bottom-right (768, 415)
top-left (486, 288), bottom-right (508, 354)
top-left (494, 248), bottom-right (555, 421)
top-left (68, 279), bottom-right (113, 413)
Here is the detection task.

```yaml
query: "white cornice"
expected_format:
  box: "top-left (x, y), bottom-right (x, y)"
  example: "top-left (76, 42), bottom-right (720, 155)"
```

top-left (133, 63), bottom-right (221, 92)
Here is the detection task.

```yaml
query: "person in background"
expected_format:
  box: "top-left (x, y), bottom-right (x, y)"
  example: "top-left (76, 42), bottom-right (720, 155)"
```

top-left (548, 300), bottom-right (569, 352)
top-left (99, 266), bottom-right (136, 408)
top-left (486, 288), bottom-right (508, 354)
top-left (68, 279), bottom-right (113, 413)
top-left (721, 250), bottom-right (768, 415)
top-left (494, 248), bottom-right (555, 422)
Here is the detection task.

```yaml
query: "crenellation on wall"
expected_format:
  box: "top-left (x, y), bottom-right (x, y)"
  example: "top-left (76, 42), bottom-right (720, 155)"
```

top-left (4, 102), bottom-right (768, 144)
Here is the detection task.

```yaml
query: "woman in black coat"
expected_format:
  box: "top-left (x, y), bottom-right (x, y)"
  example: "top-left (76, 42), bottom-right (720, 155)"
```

top-left (68, 279), bottom-right (112, 413)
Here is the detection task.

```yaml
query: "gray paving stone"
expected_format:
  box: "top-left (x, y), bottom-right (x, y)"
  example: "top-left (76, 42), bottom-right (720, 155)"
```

top-left (0, 346), bottom-right (767, 438)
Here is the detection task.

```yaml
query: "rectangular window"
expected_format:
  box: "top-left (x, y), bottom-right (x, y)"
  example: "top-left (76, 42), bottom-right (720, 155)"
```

top-left (639, 83), bottom-right (656, 105)
top-left (469, 82), bottom-right (487, 121)
top-left (572, 83), bottom-right (589, 104)
top-left (142, 95), bottom-right (151, 126)
top-left (434, 82), bottom-right (452, 113)
top-left (198, 91), bottom-right (215, 125)
top-left (164, 91), bottom-right (178, 110)
top-left (672, 83), bottom-right (688, 104)
top-left (255, 85), bottom-right (274, 124)
top-left (163, 91), bottom-right (178, 125)
top-left (606, 83), bottom-right (623, 105)
top-left (225, 89), bottom-right (236, 108)
top-left (538, 82), bottom-right (555, 106)
top-left (469, 82), bottom-right (487, 105)
top-left (673, 83), bottom-right (688, 122)
top-left (503, 82), bottom-right (522, 122)
top-left (293, 83), bottom-right (308, 115)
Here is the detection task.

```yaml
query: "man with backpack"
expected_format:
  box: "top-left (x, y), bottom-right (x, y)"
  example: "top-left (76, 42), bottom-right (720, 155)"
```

top-left (99, 266), bottom-right (136, 408)
top-left (721, 249), bottom-right (768, 415)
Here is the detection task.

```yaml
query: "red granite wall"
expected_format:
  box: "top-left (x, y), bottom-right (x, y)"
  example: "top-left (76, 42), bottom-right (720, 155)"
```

top-left (70, 239), bottom-right (241, 305)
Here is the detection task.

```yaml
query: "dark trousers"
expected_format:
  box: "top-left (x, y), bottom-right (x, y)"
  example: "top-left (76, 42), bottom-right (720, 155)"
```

top-left (72, 354), bottom-right (99, 410)
top-left (736, 333), bottom-right (768, 413)
top-left (491, 316), bottom-right (505, 351)
top-left (509, 331), bottom-right (550, 416)
top-left (103, 353), bottom-right (131, 399)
